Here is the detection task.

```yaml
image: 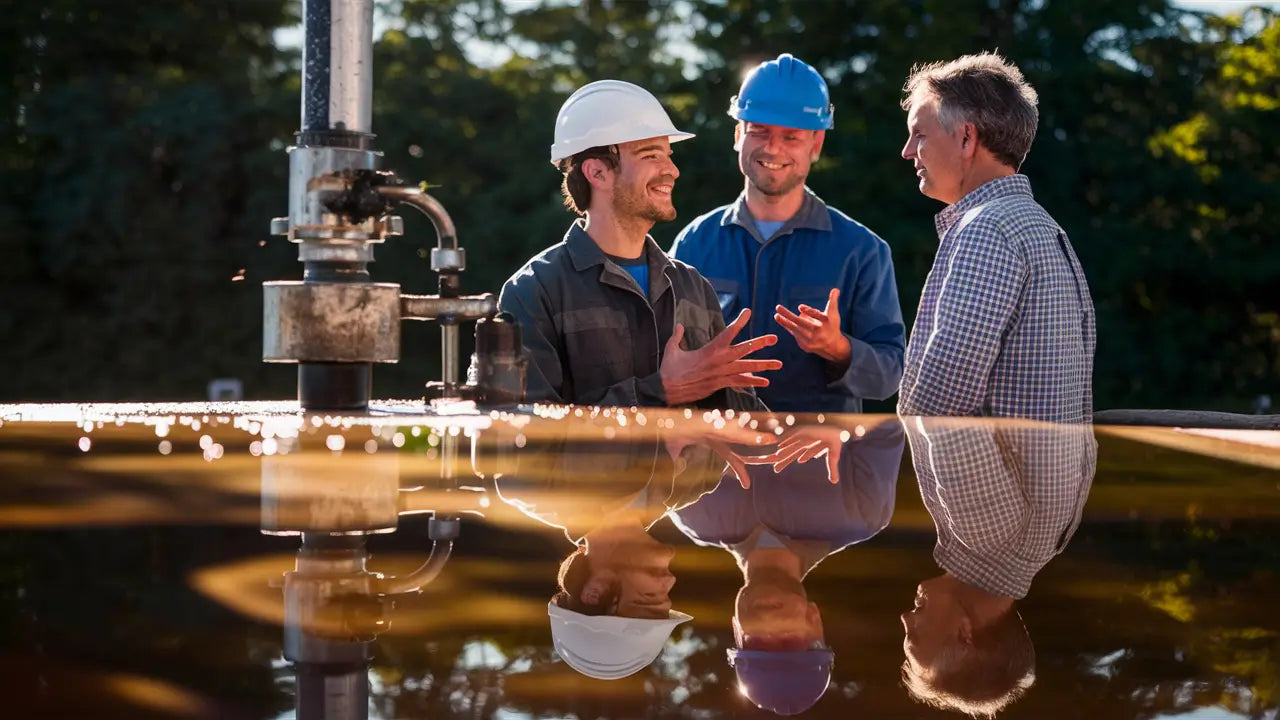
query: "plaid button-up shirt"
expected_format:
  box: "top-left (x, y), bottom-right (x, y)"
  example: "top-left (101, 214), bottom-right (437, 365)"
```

top-left (898, 175), bottom-right (1096, 423)
top-left (904, 416), bottom-right (1096, 599)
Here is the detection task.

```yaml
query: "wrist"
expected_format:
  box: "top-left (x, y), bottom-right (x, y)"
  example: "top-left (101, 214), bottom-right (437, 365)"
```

top-left (823, 336), bottom-right (851, 365)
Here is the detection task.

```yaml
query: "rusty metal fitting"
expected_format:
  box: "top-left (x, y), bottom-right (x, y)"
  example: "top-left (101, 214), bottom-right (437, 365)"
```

top-left (264, 281), bottom-right (402, 363)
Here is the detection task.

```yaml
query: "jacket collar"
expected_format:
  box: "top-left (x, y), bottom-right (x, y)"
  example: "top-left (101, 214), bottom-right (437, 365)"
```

top-left (721, 186), bottom-right (833, 243)
top-left (564, 218), bottom-right (675, 299)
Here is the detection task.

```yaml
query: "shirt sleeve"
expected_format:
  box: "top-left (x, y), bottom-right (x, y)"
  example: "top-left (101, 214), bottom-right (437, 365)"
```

top-left (498, 269), bottom-right (669, 407)
top-left (900, 220), bottom-right (1026, 416)
top-left (827, 236), bottom-right (906, 401)
top-left (497, 272), bottom-right (567, 404)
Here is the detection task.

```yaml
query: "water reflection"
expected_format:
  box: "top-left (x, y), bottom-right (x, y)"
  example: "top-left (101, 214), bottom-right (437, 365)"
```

top-left (486, 415), bottom-right (775, 680)
top-left (2, 403), bottom-right (1279, 718)
top-left (672, 420), bottom-right (905, 714)
top-left (900, 416), bottom-right (1096, 716)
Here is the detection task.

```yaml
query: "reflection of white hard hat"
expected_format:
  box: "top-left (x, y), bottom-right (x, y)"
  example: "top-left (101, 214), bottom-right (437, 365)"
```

top-left (550, 80), bottom-right (695, 166)
top-left (547, 601), bottom-right (692, 679)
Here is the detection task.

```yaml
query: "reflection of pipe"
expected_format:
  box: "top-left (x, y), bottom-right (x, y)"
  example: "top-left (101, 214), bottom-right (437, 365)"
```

top-left (375, 186), bottom-right (457, 250)
top-left (375, 540), bottom-right (454, 595)
top-left (442, 323), bottom-right (460, 394)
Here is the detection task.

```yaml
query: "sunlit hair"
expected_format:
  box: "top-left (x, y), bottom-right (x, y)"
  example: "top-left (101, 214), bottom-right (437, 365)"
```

top-left (900, 51), bottom-right (1039, 170)
top-left (551, 545), bottom-right (618, 615)
top-left (901, 608), bottom-right (1035, 718)
top-left (558, 145), bottom-right (619, 215)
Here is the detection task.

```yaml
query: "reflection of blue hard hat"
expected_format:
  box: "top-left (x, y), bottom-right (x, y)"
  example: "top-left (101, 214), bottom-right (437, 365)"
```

top-left (728, 647), bottom-right (835, 715)
top-left (729, 54), bottom-right (834, 131)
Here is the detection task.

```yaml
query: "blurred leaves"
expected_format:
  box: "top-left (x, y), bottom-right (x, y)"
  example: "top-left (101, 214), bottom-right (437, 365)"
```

top-left (0, 0), bottom-right (1275, 409)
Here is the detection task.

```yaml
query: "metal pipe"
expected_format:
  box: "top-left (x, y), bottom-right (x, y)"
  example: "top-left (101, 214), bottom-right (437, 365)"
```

top-left (301, 0), bottom-right (332, 132)
top-left (330, 0), bottom-right (374, 134)
top-left (375, 186), bottom-right (458, 250)
top-left (442, 323), bottom-right (460, 395)
top-left (375, 540), bottom-right (454, 595)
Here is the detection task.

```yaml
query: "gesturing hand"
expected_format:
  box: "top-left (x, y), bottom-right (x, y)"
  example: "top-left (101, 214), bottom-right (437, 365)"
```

top-left (744, 426), bottom-right (849, 484)
top-left (774, 288), bottom-right (851, 365)
top-left (661, 309), bottom-right (783, 405)
top-left (663, 420), bottom-right (777, 490)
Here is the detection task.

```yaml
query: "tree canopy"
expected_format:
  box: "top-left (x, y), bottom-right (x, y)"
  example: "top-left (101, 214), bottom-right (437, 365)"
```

top-left (0, 0), bottom-right (1274, 410)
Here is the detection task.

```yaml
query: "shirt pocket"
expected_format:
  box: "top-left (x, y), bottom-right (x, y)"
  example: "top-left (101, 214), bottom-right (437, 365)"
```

top-left (560, 308), bottom-right (631, 391)
top-left (708, 277), bottom-right (740, 316)
top-left (674, 298), bottom-right (720, 350)
top-left (787, 284), bottom-right (832, 311)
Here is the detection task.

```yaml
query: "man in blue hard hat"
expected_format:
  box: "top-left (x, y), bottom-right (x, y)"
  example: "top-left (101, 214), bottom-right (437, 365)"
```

top-left (671, 420), bottom-right (906, 714)
top-left (671, 54), bottom-right (905, 414)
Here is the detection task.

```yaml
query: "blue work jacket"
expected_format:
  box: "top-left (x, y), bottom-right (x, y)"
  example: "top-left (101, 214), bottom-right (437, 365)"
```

top-left (670, 190), bottom-right (905, 414)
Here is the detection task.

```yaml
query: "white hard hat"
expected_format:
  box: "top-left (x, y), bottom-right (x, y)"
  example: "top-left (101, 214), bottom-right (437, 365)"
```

top-left (547, 601), bottom-right (692, 679)
top-left (549, 80), bottom-right (695, 166)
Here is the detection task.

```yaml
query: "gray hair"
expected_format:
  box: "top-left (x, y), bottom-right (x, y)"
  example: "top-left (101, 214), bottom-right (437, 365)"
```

top-left (901, 52), bottom-right (1039, 170)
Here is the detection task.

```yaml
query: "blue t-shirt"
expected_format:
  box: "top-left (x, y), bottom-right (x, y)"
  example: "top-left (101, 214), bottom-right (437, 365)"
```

top-left (608, 252), bottom-right (649, 298)
top-left (754, 219), bottom-right (786, 240)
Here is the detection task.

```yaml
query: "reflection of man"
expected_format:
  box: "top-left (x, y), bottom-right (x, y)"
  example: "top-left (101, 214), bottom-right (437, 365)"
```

top-left (900, 417), bottom-right (1095, 716)
top-left (671, 54), bottom-right (905, 413)
top-left (491, 419), bottom-right (767, 679)
top-left (671, 422), bottom-right (905, 714)
top-left (896, 53), bottom-right (1095, 422)
top-left (499, 79), bottom-right (778, 409)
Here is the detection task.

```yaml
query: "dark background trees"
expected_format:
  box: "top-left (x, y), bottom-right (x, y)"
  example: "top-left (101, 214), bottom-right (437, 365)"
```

top-left (1, 0), bottom-right (1275, 410)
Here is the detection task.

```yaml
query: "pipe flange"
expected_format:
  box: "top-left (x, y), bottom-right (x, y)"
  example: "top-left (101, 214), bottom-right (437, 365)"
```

top-left (298, 243), bottom-right (376, 264)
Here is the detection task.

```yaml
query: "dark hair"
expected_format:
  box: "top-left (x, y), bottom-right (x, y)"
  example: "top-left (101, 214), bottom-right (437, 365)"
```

top-left (901, 608), bottom-right (1035, 718)
top-left (901, 52), bottom-right (1039, 170)
top-left (559, 145), bottom-right (619, 215)
top-left (551, 545), bottom-right (618, 614)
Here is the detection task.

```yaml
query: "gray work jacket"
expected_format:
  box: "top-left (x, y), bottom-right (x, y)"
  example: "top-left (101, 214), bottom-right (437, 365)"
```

top-left (498, 220), bottom-right (765, 411)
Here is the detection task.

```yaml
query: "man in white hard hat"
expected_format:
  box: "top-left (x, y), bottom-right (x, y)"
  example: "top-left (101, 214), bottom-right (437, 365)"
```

top-left (499, 80), bottom-right (780, 410)
top-left (487, 416), bottom-right (750, 679)
top-left (671, 54), bottom-right (906, 414)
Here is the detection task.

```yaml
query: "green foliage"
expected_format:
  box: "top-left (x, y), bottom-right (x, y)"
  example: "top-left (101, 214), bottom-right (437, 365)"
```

top-left (0, 0), bottom-right (1274, 410)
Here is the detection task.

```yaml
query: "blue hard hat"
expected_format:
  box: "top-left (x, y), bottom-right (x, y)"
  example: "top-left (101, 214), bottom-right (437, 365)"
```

top-left (727, 647), bottom-right (835, 716)
top-left (729, 54), bottom-right (834, 131)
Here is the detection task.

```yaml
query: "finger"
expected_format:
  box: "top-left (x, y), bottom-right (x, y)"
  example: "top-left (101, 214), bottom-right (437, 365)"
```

top-left (825, 288), bottom-right (841, 316)
top-left (728, 456), bottom-right (751, 489)
top-left (774, 304), bottom-right (803, 323)
top-left (773, 313), bottom-right (814, 339)
top-left (723, 359), bottom-right (783, 374)
top-left (718, 373), bottom-right (771, 388)
top-left (827, 451), bottom-right (840, 484)
top-left (666, 323), bottom-right (686, 352)
top-left (797, 305), bottom-right (829, 323)
top-left (727, 334), bottom-right (780, 360)
top-left (798, 443), bottom-right (826, 464)
top-left (712, 309), bottom-right (753, 348)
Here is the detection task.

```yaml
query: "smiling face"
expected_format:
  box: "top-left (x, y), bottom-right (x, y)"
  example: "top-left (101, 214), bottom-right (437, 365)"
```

top-left (580, 536), bottom-right (677, 619)
top-left (737, 122), bottom-right (824, 198)
top-left (606, 137), bottom-right (679, 223)
top-left (901, 92), bottom-right (967, 205)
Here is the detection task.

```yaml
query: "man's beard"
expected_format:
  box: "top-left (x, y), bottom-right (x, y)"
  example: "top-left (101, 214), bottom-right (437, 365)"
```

top-left (744, 155), bottom-right (806, 197)
top-left (614, 178), bottom-right (677, 223)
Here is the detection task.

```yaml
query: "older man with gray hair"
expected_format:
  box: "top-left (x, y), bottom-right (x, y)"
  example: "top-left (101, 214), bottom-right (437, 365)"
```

top-left (897, 52), bottom-right (1096, 423)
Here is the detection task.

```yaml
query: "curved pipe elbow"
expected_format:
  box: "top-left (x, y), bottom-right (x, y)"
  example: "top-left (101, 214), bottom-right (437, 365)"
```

top-left (376, 186), bottom-right (458, 250)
